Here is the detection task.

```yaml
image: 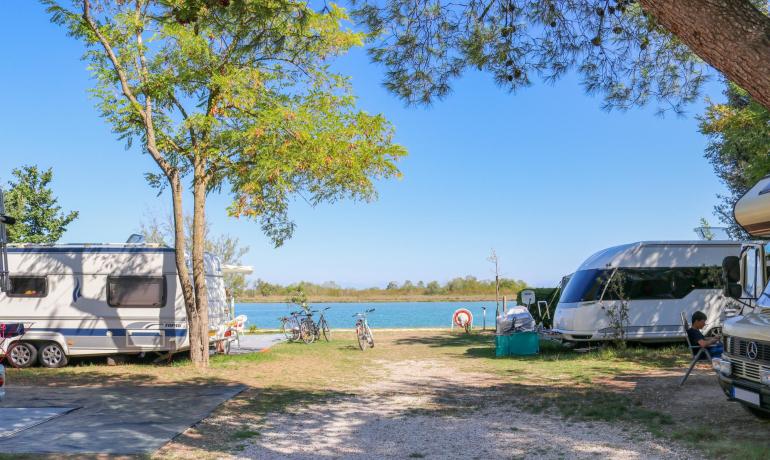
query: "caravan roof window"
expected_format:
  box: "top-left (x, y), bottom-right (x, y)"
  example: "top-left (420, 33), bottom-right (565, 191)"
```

top-left (6, 276), bottom-right (47, 298)
top-left (108, 276), bottom-right (166, 308)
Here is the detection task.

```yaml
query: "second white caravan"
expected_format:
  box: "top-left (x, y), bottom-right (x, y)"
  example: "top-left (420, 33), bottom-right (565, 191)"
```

top-left (553, 241), bottom-right (743, 343)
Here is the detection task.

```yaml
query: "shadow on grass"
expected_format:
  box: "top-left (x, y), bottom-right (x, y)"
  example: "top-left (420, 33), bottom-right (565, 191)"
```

top-left (395, 332), bottom-right (689, 369)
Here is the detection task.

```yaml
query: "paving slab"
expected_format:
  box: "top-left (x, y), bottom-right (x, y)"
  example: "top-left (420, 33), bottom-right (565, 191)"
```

top-left (0, 384), bottom-right (245, 454)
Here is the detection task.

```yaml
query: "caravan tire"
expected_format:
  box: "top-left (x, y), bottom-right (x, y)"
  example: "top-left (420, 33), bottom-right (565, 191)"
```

top-left (38, 342), bottom-right (68, 368)
top-left (7, 342), bottom-right (37, 368)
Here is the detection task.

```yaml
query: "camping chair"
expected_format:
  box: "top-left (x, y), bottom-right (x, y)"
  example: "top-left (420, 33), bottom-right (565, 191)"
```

top-left (680, 312), bottom-right (712, 386)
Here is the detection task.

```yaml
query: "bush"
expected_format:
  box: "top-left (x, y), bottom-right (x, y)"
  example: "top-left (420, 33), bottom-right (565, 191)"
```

top-left (248, 324), bottom-right (257, 334)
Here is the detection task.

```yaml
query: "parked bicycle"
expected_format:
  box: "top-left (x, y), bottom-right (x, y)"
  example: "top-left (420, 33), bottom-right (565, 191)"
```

top-left (353, 308), bottom-right (375, 350)
top-left (315, 307), bottom-right (331, 342)
top-left (299, 310), bottom-right (318, 344)
top-left (279, 311), bottom-right (303, 342)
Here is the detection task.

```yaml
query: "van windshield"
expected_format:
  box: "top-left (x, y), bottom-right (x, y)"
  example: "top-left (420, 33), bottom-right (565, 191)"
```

top-left (560, 269), bottom-right (611, 303)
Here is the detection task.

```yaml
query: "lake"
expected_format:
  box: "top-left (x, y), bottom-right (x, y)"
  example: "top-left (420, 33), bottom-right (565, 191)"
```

top-left (235, 301), bottom-right (503, 329)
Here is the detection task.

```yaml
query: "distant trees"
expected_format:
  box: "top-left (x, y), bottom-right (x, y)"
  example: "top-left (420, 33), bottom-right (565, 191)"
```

top-left (242, 276), bottom-right (528, 299)
top-left (699, 82), bottom-right (770, 238)
top-left (4, 165), bottom-right (78, 243)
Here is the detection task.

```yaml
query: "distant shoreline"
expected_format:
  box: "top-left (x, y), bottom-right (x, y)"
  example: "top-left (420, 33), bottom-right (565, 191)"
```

top-left (237, 294), bottom-right (511, 304)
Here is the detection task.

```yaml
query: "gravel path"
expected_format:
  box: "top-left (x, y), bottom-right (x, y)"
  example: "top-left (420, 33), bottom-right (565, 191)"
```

top-left (238, 359), bottom-right (697, 459)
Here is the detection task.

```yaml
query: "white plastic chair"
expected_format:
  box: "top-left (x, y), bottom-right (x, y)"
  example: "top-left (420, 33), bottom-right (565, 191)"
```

top-left (233, 314), bottom-right (247, 348)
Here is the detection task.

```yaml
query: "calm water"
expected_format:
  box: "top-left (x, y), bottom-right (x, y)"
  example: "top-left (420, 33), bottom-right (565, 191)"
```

top-left (235, 301), bottom-right (500, 329)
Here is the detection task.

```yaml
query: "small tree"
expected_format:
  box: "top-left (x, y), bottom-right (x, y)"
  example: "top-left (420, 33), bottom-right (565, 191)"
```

top-left (4, 165), bottom-right (79, 244)
top-left (599, 268), bottom-right (630, 348)
top-left (45, 0), bottom-right (406, 368)
top-left (487, 249), bottom-right (501, 317)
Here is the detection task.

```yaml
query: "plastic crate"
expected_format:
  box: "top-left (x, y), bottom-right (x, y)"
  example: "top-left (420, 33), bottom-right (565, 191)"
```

top-left (495, 331), bottom-right (539, 357)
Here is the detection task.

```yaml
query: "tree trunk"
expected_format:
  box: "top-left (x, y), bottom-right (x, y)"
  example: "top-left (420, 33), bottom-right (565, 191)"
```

top-left (168, 172), bottom-right (205, 366)
top-left (639, 0), bottom-right (770, 110)
top-left (190, 159), bottom-right (210, 369)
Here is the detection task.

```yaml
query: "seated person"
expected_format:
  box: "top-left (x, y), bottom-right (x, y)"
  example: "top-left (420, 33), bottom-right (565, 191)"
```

top-left (687, 311), bottom-right (723, 358)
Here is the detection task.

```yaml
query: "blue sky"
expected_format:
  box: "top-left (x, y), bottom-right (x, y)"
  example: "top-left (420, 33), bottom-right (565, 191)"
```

top-left (0, 3), bottom-right (727, 288)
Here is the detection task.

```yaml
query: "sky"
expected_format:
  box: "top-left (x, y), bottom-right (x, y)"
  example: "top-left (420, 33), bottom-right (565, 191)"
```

top-left (0, 3), bottom-right (729, 288)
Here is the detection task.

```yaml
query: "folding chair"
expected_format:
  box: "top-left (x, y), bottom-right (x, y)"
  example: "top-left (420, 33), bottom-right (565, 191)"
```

top-left (680, 311), bottom-right (712, 386)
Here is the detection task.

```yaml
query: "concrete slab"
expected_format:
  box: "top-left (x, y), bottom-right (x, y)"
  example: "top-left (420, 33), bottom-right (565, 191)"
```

top-left (0, 407), bottom-right (76, 438)
top-left (232, 333), bottom-right (285, 354)
top-left (0, 384), bottom-right (245, 454)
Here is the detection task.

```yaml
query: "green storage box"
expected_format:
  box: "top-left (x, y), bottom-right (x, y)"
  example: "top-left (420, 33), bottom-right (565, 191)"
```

top-left (495, 332), bottom-right (539, 357)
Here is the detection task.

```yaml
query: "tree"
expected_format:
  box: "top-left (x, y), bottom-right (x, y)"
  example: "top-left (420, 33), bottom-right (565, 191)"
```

top-left (352, 0), bottom-right (770, 112)
top-left (699, 82), bottom-right (770, 238)
top-left (386, 281), bottom-right (399, 290)
top-left (487, 249), bottom-right (500, 317)
top-left (45, 0), bottom-right (406, 368)
top-left (140, 213), bottom-right (250, 298)
top-left (4, 165), bottom-right (79, 243)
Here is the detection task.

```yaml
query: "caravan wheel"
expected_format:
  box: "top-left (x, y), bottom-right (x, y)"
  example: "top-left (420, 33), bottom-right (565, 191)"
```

top-left (7, 342), bottom-right (37, 368)
top-left (38, 342), bottom-right (68, 368)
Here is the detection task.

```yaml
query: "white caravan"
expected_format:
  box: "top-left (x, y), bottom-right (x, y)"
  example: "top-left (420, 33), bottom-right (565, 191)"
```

top-left (553, 241), bottom-right (742, 343)
top-left (0, 243), bottom-right (235, 367)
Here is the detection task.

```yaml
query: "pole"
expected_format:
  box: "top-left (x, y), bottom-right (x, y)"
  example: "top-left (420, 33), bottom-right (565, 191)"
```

top-left (482, 306), bottom-right (486, 331)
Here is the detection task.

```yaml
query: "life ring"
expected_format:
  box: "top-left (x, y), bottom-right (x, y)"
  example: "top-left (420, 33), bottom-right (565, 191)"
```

top-left (453, 309), bottom-right (473, 328)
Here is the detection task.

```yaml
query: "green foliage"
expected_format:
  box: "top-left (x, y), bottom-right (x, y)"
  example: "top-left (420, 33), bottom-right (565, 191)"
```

top-left (140, 213), bottom-right (250, 297)
top-left (352, 0), bottom-right (706, 112)
top-left (3, 165), bottom-right (79, 244)
top-left (599, 269), bottom-right (630, 348)
top-left (699, 82), bottom-right (770, 238)
top-left (43, 0), bottom-right (407, 247)
top-left (245, 276), bottom-right (528, 299)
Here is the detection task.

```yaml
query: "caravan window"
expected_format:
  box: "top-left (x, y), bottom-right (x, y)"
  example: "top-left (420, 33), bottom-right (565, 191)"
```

top-left (6, 276), bottom-right (47, 297)
top-left (107, 276), bottom-right (166, 307)
top-left (561, 267), bottom-right (724, 303)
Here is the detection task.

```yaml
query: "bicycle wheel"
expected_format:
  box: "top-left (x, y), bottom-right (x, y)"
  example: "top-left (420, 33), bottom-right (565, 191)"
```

top-left (365, 324), bottom-right (375, 348)
top-left (300, 320), bottom-right (316, 344)
top-left (280, 319), bottom-right (294, 341)
top-left (356, 323), bottom-right (366, 351)
top-left (321, 318), bottom-right (331, 342)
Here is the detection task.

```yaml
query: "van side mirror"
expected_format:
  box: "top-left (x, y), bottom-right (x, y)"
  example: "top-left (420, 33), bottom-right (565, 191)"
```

top-left (723, 256), bottom-right (742, 299)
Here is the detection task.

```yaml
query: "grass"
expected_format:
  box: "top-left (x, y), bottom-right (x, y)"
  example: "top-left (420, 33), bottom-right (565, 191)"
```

top-left (7, 330), bottom-right (770, 458)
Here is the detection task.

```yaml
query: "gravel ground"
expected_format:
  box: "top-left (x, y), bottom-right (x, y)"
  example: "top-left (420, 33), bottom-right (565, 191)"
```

top-left (238, 360), bottom-right (698, 459)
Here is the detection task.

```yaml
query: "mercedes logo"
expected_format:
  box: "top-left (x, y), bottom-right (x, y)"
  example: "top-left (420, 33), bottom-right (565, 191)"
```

top-left (748, 341), bottom-right (759, 360)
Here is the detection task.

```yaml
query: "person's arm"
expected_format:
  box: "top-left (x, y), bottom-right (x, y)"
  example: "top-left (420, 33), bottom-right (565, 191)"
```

top-left (697, 336), bottom-right (720, 348)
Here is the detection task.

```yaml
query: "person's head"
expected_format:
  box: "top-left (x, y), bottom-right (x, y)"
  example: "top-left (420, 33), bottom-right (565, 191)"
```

top-left (691, 311), bottom-right (707, 329)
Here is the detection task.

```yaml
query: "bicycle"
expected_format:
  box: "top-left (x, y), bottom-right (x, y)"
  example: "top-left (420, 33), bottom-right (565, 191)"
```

top-left (300, 310), bottom-right (318, 344)
top-left (279, 311), bottom-right (303, 342)
top-left (353, 309), bottom-right (375, 350)
top-left (315, 307), bottom-right (331, 342)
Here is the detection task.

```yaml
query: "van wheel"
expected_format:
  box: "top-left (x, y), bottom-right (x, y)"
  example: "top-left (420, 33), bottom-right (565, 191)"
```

top-left (38, 342), bottom-right (68, 368)
top-left (7, 342), bottom-right (38, 368)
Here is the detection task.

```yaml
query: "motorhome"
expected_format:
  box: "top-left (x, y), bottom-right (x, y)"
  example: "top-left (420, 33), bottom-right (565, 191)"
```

top-left (0, 243), bottom-right (235, 368)
top-left (714, 175), bottom-right (770, 419)
top-left (553, 241), bottom-right (742, 344)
